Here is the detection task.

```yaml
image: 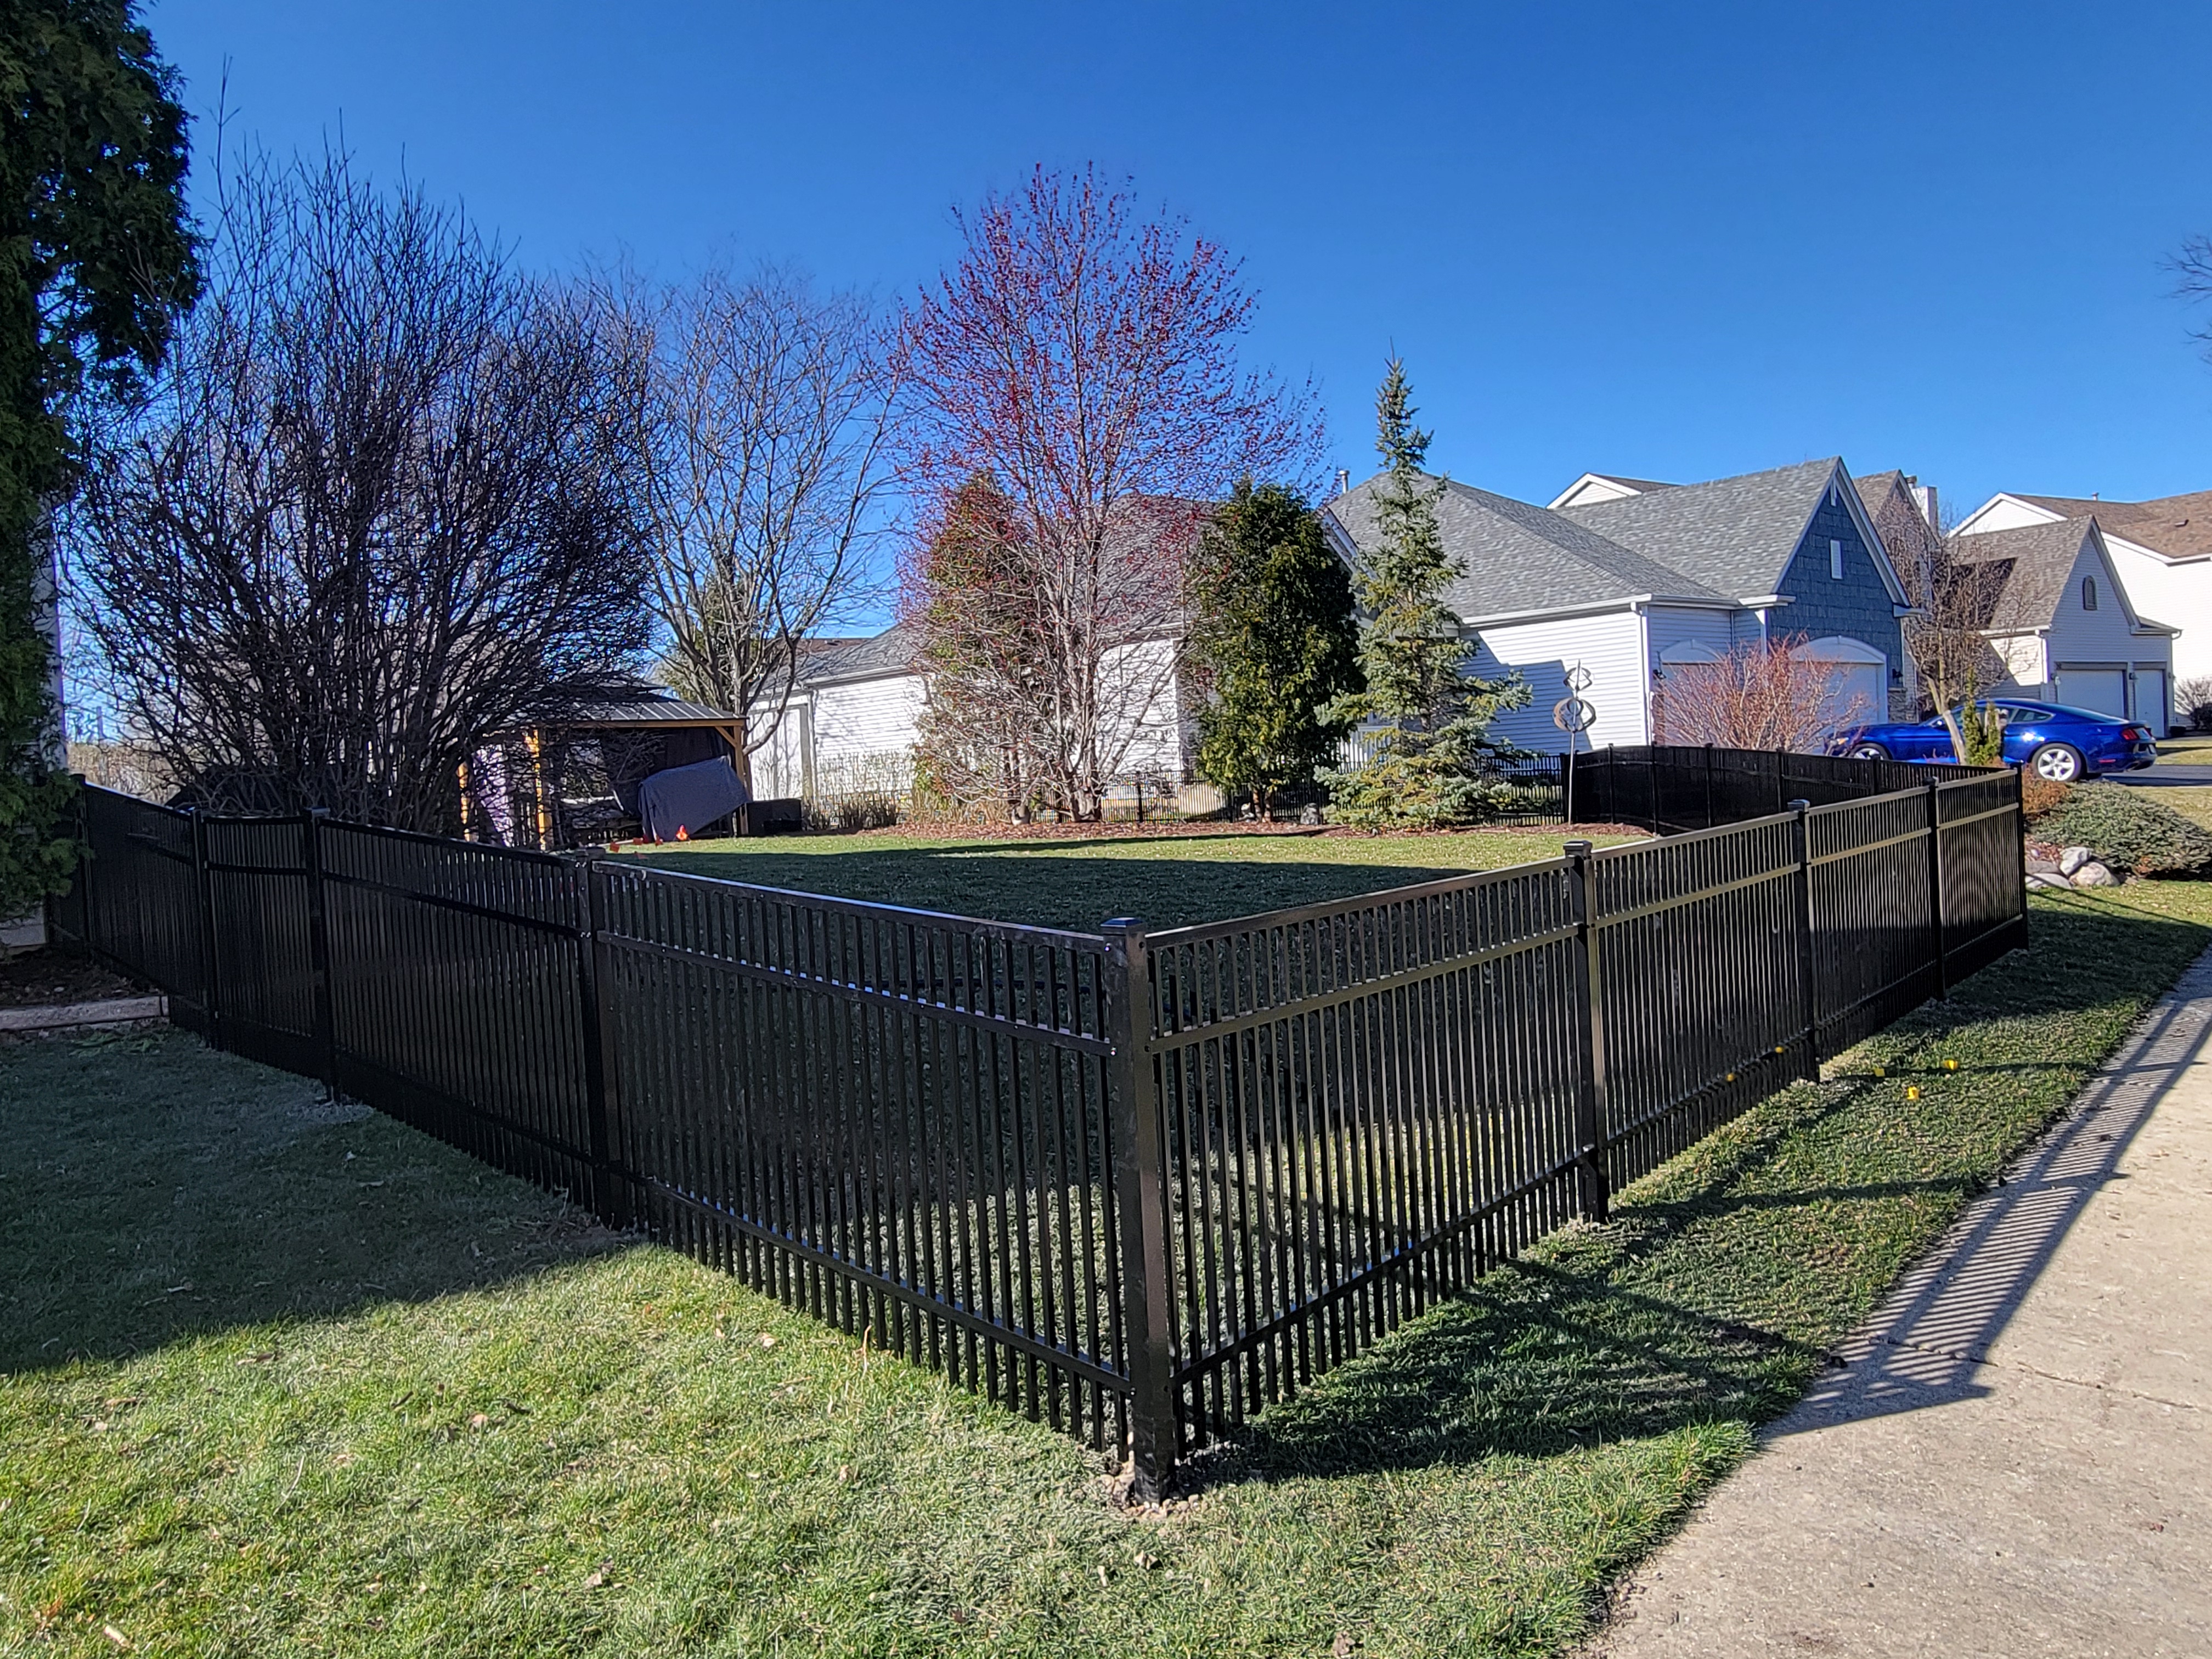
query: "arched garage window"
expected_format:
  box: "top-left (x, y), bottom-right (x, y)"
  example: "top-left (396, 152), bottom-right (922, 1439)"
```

top-left (2082, 575), bottom-right (2098, 611)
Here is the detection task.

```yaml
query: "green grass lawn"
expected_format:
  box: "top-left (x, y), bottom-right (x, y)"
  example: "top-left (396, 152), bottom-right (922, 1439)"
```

top-left (2154, 732), bottom-right (2212, 765)
top-left (5, 883), bottom-right (2210, 1657)
top-left (2131, 785), bottom-right (2212, 833)
top-left (625, 824), bottom-right (1644, 933)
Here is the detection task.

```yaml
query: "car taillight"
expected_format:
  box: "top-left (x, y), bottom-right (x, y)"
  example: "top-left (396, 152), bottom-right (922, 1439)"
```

top-left (2123, 726), bottom-right (2150, 740)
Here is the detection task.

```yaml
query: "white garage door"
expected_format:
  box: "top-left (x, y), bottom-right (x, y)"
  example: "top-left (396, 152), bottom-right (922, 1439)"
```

top-left (2054, 668), bottom-right (2126, 719)
top-left (2137, 669), bottom-right (2169, 735)
top-left (1791, 636), bottom-right (1889, 737)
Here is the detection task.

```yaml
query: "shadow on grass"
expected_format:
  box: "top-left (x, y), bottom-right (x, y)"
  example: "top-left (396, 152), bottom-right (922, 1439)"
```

top-left (632, 846), bottom-right (1536, 933)
top-left (0, 1026), bottom-right (623, 1375)
top-left (1215, 891), bottom-right (2212, 1487)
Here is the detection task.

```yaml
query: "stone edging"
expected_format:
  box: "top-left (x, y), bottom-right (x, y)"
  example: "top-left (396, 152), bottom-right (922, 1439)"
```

top-left (0, 995), bottom-right (169, 1034)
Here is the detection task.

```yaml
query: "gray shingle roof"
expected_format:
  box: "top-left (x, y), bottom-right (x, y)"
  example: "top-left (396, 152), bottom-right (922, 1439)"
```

top-left (1556, 456), bottom-right (1842, 602)
top-left (1323, 474), bottom-right (1730, 620)
top-left (794, 624), bottom-right (924, 686)
top-left (2012, 489), bottom-right (2212, 562)
top-left (1853, 469), bottom-right (1906, 519)
top-left (1953, 518), bottom-right (2098, 632)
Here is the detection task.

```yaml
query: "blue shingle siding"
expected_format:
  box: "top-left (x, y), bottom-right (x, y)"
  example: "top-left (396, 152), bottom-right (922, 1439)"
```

top-left (1774, 488), bottom-right (1903, 669)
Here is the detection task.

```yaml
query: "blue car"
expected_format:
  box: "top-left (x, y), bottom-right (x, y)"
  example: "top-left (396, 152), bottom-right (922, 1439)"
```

top-left (1833, 699), bottom-right (2157, 782)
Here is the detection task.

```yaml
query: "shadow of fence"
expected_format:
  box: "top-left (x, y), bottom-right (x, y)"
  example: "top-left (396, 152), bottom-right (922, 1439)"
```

top-left (1772, 946), bottom-right (2212, 1434)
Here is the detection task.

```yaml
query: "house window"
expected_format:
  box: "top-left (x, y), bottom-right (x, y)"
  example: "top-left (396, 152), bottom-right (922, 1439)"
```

top-left (2082, 575), bottom-right (2098, 611)
top-left (1829, 538), bottom-right (1843, 580)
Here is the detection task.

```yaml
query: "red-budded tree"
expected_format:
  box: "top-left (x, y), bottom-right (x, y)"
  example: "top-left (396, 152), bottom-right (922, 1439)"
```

top-left (895, 166), bottom-right (1322, 820)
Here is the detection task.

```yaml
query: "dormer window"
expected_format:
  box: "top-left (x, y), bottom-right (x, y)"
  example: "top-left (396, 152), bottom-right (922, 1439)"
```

top-left (2082, 575), bottom-right (2098, 611)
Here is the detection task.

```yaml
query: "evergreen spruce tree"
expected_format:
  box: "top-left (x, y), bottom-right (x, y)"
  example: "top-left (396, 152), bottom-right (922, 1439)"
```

top-left (1185, 479), bottom-right (1358, 819)
top-left (0, 2), bottom-right (198, 923)
top-left (1318, 358), bottom-right (1528, 828)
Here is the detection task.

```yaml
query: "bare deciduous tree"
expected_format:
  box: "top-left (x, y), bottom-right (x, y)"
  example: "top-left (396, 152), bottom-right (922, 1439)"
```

top-left (604, 263), bottom-right (895, 787)
top-left (2174, 233), bottom-right (2212, 362)
top-left (1875, 492), bottom-right (2012, 760)
top-left (66, 148), bottom-right (652, 830)
top-left (894, 166), bottom-right (1322, 821)
top-left (1654, 635), bottom-right (1870, 752)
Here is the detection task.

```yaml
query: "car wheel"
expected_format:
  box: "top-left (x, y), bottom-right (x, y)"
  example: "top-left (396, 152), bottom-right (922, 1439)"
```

top-left (1847, 742), bottom-right (1890, 760)
top-left (2028, 743), bottom-right (2083, 783)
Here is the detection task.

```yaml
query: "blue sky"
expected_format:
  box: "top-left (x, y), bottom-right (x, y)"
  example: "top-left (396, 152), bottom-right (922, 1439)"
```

top-left (151, 1), bottom-right (2212, 531)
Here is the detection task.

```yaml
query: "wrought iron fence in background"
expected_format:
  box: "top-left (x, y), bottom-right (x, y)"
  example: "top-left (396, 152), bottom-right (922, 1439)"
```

top-left (50, 747), bottom-right (2027, 1494)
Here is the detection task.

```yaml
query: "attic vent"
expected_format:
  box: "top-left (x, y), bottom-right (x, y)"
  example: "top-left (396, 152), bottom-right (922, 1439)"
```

top-left (2082, 575), bottom-right (2098, 611)
top-left (2174, 518), bottom-right (2190, 528)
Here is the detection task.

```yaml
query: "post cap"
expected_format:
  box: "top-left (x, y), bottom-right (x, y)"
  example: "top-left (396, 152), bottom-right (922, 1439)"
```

top-left (1787, 798), bottom-right (1812, 811)
top-left (1562, 838), bottom-right (1593, 856)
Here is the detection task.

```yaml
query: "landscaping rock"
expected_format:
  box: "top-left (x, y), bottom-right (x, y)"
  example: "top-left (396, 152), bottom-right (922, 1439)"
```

top-left (1297, 803), bottom-right (1323, 826)
top-left (2071, 861), bottom-right (2119, 888)
top-left (2058, 845), bottom-right (2096, 877)
top-left (2025, 851), bottom-right (2061, 875)
top-left (2026, 871), bottom-right (2073, 891)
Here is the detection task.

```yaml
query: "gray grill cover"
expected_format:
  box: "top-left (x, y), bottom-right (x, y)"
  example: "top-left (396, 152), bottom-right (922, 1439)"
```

top-left (637, 756), bottom-right (750, 842)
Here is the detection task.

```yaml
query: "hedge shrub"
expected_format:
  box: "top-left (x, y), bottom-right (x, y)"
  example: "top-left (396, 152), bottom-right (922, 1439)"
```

top-left (2031, 786), bottom-right (2212, 878)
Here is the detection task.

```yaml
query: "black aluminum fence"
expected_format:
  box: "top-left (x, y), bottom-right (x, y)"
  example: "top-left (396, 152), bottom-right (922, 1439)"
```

top-left (50, 746), bottom-right (2027, 1494)
top-left (1561, 742), bottom-right (1991, 833)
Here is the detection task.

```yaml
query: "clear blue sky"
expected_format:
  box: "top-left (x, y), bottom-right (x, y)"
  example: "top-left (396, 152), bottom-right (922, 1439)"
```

top-left (150, 0), bottom-right (2212, 527)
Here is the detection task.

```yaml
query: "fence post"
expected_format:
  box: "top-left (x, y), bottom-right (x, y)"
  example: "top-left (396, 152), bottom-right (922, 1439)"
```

top-left (578, 860), bottom-right (628, 1229)
top-left (1703, 743), bottom-right (1717, 830)
top-left (302, 809), bottom-right (338, 1098)
top-left (1926, 780), bottom-right (1949, 998)
top-left (1772, 748), bottom-right (1787, 815)
top-left (1788, 800), bottom-right (1820, 1081)
top-left (1647, 746), bottom-right (1662, 834)
top-left (74, 777), bottom-right (98, 953)
top-left (1102, 916), bottom-right (1177, 1501)
top-left (2013, 764), bottom-right (2030, 937)
top-left (189, 809), bottom-right (223, 1049)
top-left (1562, 842), bottom-right (1611, 1223)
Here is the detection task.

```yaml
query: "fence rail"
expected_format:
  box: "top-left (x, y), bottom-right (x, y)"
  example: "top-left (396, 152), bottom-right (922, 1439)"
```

top-left (49, 746), bottom-right (2027, 1494)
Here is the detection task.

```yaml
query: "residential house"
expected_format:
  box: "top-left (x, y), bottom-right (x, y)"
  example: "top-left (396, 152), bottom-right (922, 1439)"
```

top-left (1950, 517), bottom-right (2179, 730)
top-left (748, 624), bottom-right (1189, 803)
top-left (1957, 488), bottom-right (2207, 726)
top-left (1853, 470), bottom-right (1942, 592)
top-left (1322, 457), bottom-right (1914, 754)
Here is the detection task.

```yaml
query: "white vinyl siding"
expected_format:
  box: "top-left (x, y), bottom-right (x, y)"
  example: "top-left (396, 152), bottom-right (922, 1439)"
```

top-left (782, 639), bottom-right (1190, 794)
top-left (1465, 608), bottom-right (1648, 753)
top-left (1098, 638), bottom-right (1186, 777)
top-left (1645, 605), bottom-right (1736, 669)
top-left (812, 674), bottom-right (929, 764)
top-left (1988, 634), bottom-right (2049, 689)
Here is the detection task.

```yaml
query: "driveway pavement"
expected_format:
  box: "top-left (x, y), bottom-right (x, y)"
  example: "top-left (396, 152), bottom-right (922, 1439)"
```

top-left (1582, 944), bottom-right (2212, 1659)
top-left (2109, 765), bottom-right (2212, 787)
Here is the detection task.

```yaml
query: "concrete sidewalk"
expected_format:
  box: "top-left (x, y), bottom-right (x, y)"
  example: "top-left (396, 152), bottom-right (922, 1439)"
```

top-left (1586, 945), bottom-right (2212, 1659)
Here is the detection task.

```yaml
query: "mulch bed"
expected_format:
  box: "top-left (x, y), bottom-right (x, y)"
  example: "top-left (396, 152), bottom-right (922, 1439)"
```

top-left (0, 946), bottom-right (146, 1012)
